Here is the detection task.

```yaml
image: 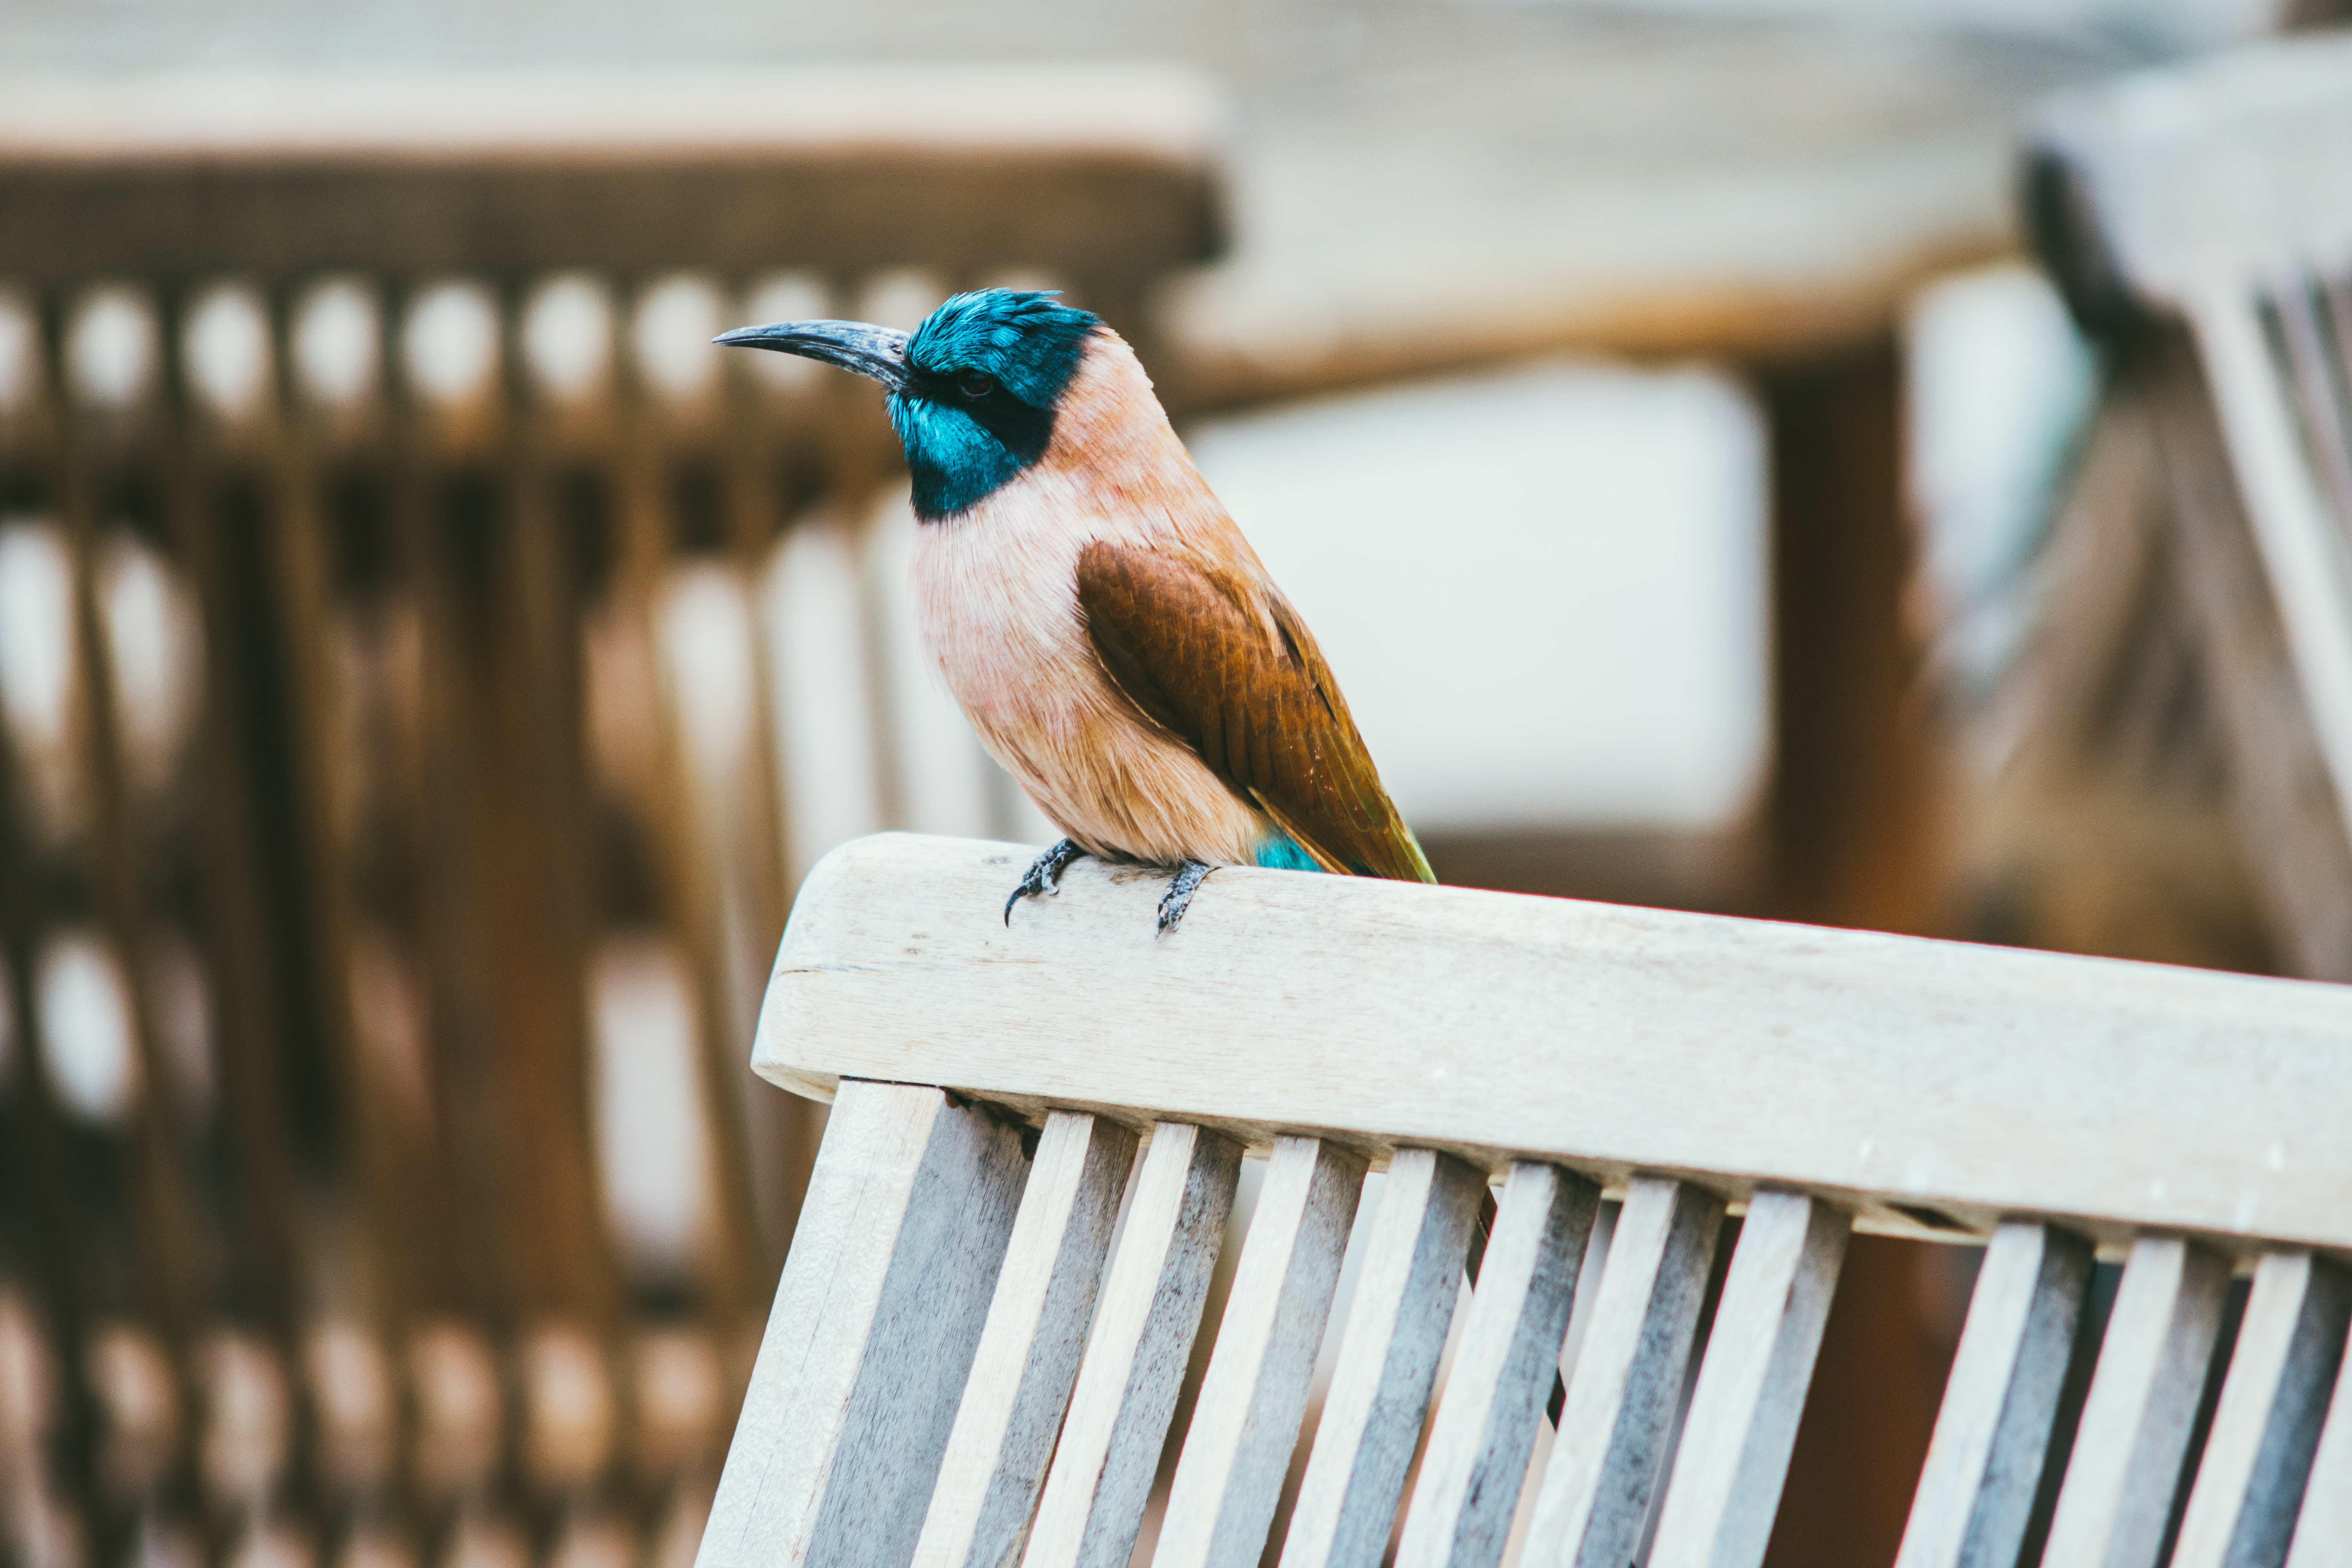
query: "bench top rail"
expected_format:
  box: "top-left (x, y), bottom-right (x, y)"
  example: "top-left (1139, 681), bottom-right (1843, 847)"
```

top-left (758, 833), bottom-right (2352, 1258)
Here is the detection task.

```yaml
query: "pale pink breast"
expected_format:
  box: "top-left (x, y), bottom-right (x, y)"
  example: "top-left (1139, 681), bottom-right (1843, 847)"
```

top-left (905, 333), bottom-right (1272, 866)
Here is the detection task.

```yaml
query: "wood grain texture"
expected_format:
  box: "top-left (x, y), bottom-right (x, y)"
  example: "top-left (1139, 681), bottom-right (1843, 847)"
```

top-left (2171, 1250), bottom-right (2351, 1568)
top-left (695, 1080), bottom-right (1030, 1568)
top-left (2283, 1307), bottom-right (2352, 1567)
top-left (755, 835), bottom-right (2352, 1252)
top-left (1523, 1177), bottom-right (1726, 1568)
top-left (1024, 1122), bottom-right (1241, 1568)
top-left (1156, 1137), bottom-right (1369, 1568)
top-left (1074, 542), bottom-right (1432, 882)
top-left (913, 1111), bottom-right (1139, 1568)
top-left (1278, 1148), bottom-right (1486, 1568)
top-left (2041, 1235), bottom-right (2234, 1568)
top-left (1893, 1222), bottom-right (2094, 1568)
top-left (1394, 1162), bottom-right (1599, 1568)
top-left (1646, 1190), bottom-right (1849, 1568)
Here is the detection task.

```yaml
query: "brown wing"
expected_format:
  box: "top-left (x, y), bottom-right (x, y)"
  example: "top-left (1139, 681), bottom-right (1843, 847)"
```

top-left (1074, 539), bottom-right (1434, 882)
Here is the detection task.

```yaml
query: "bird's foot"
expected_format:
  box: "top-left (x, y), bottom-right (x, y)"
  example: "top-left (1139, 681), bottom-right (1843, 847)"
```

top-left (1005, 839), bottom-right (1086, 925)
top-left (1156, 860), bottom-right (1214, 936)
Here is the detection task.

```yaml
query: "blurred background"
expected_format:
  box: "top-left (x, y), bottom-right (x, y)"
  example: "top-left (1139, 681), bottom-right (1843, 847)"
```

top-left (1, 0), bottom-right (2346, 1565)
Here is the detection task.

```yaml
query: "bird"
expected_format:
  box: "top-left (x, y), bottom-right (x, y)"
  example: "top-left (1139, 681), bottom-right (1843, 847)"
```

top-left (715, 288), bottom-right (1432, 933)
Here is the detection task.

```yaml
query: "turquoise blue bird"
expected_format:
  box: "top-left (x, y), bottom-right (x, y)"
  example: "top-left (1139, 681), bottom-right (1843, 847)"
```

top-left (716, 289), bottom-right (1432, 932)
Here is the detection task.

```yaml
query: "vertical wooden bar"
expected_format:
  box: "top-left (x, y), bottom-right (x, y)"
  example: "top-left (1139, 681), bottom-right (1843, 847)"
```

top-left (1647, 1190), bottom-right (1849, 1568)
top-left (695, 1080), bottom-right (1029, 1568)
top-left (0, 623), bottom-right (103, 1535)
top-left (1278, 1149), bottom-right (1485, 1568)
top-left (1523, 1176), bottom-right (1728, 1568)
top-left (497, 277), bottom-right (621, 1349)
top-left (2040, 1234), bottom-right (2233, 1568)
top-left (390, 274), bottom-right (519, 1333)
top-left (1156, 1136), bottom-right (1368, 1568)
top-left (265, 279), bottom-right (427, 1336)
top-left (1893, 1221), bottom-right (2094, 1568)
top-left (153, 283), bottom-right (308, 1347)
top-left (1394, 1161), bottom-right (1599, 1568)
top-left (1023, 1122), bottom-right (1241, 1568)
top-left (2170, 1250), bottom-right (2350, 1568)
top-left (913, 1111), bottom-right (1138, 1568)
top-left (614, 277), bottom-right (764, 1329)
top-left (2270, 279), bottom-right (2352, 544)
top-left (2187, 286), bottom-right (2352, 851)
top-left (1759, 341), bottom-right (1931, 935)
top-left (2283, 1301), bottom-right (2352, 1567)
top-left (43, 293), bottom-right (201, 1360)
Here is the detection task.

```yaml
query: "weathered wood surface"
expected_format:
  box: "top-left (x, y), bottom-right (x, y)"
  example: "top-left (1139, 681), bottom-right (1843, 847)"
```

top-left (2171, 1251), bottom-right (2350, 1568)
top-left (1893, 1222), bottom-right (2093, 1568)
top-left (2285, 1317), bottom-right (2352, 1566)
top-left (1524, 1177), bottom-right (1726, 1568)
top-left (1394, 1161), bottom-right (1599, 1568)
top-left (2040, 1236), bottom-right (2233, 1568)
top-left (913, 1111), bottom-right (1138, 1568)
top-left (1024, 1122), bottom-right (1240, 1568)
top-left (1278, 1149), bottom-right (1485, 1568)
top-left (0, 69), bottom-right (1223, 283)
top-left (1646, 1191), bottom-right (1848, 1568)
top-left (755, 835), bottom-right (2352, 1252)
top-left (1157, 1136), bottom-right (1367, 1568)
top-left (694, 1081), bottom-right (1030, 1568)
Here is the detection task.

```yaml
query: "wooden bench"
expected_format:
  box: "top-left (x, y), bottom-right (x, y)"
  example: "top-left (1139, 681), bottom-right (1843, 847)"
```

top-left (700, 833), bottom-right (2352, 1568)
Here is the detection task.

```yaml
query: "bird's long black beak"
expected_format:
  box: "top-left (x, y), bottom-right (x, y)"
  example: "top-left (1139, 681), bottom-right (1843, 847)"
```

top-left (712, 319), bottom-right (912, 392)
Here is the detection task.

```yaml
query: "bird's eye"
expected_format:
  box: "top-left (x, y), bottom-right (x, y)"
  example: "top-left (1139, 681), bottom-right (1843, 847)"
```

top-left (958, 370), bottom-right (995, 399)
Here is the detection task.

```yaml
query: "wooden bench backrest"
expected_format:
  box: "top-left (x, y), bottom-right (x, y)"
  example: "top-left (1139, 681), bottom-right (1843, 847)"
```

top-left (709, 834), bottom-right (2352, 1568)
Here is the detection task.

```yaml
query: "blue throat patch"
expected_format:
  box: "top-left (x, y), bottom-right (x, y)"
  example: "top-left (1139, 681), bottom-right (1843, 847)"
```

top-left (889, 289), bottom-right (1098, 520)
top-left (1255, 833), bottom-right (1324, 873)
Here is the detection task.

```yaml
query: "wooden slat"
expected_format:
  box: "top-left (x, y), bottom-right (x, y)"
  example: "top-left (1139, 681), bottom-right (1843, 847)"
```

top-left (2040, 1234), bottom-right (2234, 1568)
top-left (913, 1111), bottom-right (1138, 1568)
top-left (2284, 1305), bottom-right (2352, 1566)
top-left (1278, 1149), bottom-right (1486, 1568)
top-left (1394, 1161), bottom-right (1599, 1568)
top-left (1024, 1122), bottom-right (1241, 1568)
top-left (1894, 1221), bottom-right (2094, 1568)
top-left (1523, 1177), bottom-right (1727, 1568)
top-left (2270, 279), bottom-right (2352, 545)
top-left (2186, 286), bottom-right (2352, 853)
top-left (755, 835), bottom-right (2352, 1252)
top-left (1157, 1136), bottom-right (1368, 1568)
top-left (694, 1080), bottom-right (1031, 1568)
top-left (1646, 1190), bottom-right (1849, 1568)
top-left (2171, 1250), bottom-right (2350, 1568)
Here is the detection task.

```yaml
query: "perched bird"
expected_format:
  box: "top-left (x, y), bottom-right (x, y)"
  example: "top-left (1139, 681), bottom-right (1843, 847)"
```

top-left (716, 289), bottom-right (1431, 932)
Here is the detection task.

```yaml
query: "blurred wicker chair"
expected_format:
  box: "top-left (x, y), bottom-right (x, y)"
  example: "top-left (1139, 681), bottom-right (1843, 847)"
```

top-left (0, 69), bottom-right (1220, 1568)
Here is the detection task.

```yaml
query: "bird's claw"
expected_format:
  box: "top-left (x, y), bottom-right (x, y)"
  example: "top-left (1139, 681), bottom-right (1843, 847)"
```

top-left (1005, 839), bottom-right (1085, 925)
top-left (1156, 860), bottom-right (1214, 936)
